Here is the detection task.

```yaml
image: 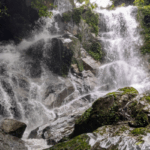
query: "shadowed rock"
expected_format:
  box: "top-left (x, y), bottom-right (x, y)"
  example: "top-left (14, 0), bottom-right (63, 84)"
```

top-left (1, 119), bottom-right (27, 138)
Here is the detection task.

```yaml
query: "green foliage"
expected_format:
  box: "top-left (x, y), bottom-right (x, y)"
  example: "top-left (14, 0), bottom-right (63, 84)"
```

top-left (134, 0), bottom-right (150, 53)
top-left (83, 8), bottom-right (99, 35)
top-left (31, 0), bottom-right (55, 17)
top-left (134, 0), bottom-right (145, 6)
top-left (63, 12), bottom-right (72, 22)
top-left (72, 7), bottom-right (84, 24)
top-left (49, 134), bottom-right (91, 150)
top-left (0, 2), bottom-right (9, 18)
top-left (110, 3), bottom-right (115, 10)
top-left (120, 3), bottom-right (125, 7)
top-left (90, 3), bottom-right (98, 10)
top-left (88, 42), bottom-right (103, 61)
top-left (62, 7), bottom-right (99, 36)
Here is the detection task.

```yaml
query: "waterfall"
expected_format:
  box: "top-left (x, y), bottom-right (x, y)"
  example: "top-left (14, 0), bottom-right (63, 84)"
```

top-left (95, 6), bottom-right (150, 94)
top-left (0, 0), bottom-right (150, 149)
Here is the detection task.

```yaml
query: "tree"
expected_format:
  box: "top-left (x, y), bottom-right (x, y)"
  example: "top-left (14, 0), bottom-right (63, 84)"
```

top-left (31, 0), bottom-right (56, 17)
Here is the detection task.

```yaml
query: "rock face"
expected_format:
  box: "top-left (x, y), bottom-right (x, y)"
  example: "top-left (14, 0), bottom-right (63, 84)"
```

top-left (1, 119), bottom-right (27, 138)
top-left (70, 87), bottom-right (139, 138)
top-left (0, 129), bottom-right (27, 150)
top-left (48, 87), bottom-right (150, 150)
top-left (47, 134), bottom-right (91, 150)
top-left (43, 79), bottom-right (75, 108)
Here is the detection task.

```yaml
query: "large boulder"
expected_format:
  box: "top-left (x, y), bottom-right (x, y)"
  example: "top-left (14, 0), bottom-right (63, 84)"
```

top-left (1, 119), bottom-right (27, 138)
top-left (70, 87), bottom-right (139, 138)
top-left (46, 134), bottom-right (91, 150)
top-left (0, 129), bottom-right (27, 150)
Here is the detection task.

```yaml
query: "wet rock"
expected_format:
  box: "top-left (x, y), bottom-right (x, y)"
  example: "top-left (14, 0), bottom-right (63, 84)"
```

top-left (127, 95), bottom-right (150, 127)
top-left (52, 85), bottom-right (75, 107)
top-left (44, 37), bottom-right (74, 76)
top-left (70, 87), bottom-right (139, 138)
top-left (1, 119), bottom-right (27, 138)
top-left (25, 39), bottom-right (44, 61)
top-left (45, 134), bottom-right (91, 150)
top-left (71, 64), bottom-right (80, 75)
top-left (43, 79), bottom-right (75, 108)
top-left (71, 70), bottom-right (97, 94)
top-left (0, 129), bottom-right (27, 150)
top-left (82, 55), bottom-right (101, 75)
top-left (28, 127), bottom-right (39, 139)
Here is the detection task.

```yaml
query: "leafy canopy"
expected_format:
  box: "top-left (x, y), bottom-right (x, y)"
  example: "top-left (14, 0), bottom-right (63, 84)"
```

top-left (31, 0), bottom-right (56, 17)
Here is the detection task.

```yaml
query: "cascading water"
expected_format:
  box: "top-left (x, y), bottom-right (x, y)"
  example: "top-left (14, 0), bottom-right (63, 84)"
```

top-left (96, 6), bottom-right (149, 93)
top-left (0, 0), bottom-right (150, 150)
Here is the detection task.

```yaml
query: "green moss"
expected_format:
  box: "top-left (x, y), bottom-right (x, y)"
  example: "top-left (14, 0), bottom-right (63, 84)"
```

top-left (131, 127), bottom-right (150, 135)
top-left (72, 58), bottom-right (84, 72)
top-left (145, 96), bottom-right (150, 102)
top-left (85, 42), bottom-right (103, 61)
top-left (72, 100), bottom-right (120, 138)
top-left (94, 126), bottom-right (107, 135)
top-left (135, 111), bottom-right (149, 126)
top-left (76, 60), bottom-right (84, 72)
top-left (118, 87), bottom-right (139, 95)
top-left (130, 101), bottom-right (138, 107)
top-left (76, 108), bottom-right (92, 124)
top-left (107, 92), bottom-right (117, 99)
top-left (48, 134), bottom-right (91, 150)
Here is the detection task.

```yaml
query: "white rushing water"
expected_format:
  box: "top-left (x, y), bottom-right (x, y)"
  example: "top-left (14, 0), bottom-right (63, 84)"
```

top-left (96, 6), bottom-right (150, 93)
top-left (0, 0), bottom-right (150, 150)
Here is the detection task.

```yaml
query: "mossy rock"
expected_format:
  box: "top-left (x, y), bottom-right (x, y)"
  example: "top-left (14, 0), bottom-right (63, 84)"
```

top-left (70, 87), bottom-right (138, 138)
top-left (130, 126), bottom-right (150, 136)
top-left (62, 7), bottom-right (99, 36)
top-left (83, 41), bottom-right (104, 61)
top-left (128, 100), bottom-right (149, 127)
top-left (47, 134), bottom-right (91, 150)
